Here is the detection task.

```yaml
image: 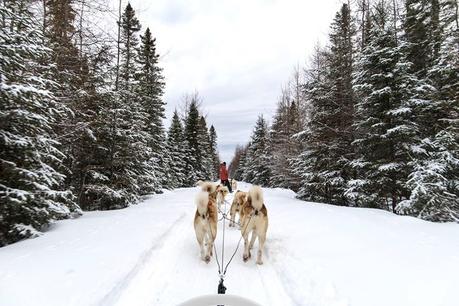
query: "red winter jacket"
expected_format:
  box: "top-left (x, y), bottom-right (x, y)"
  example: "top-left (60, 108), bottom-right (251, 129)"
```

top-left (219, 164), bottom-right (228, 180)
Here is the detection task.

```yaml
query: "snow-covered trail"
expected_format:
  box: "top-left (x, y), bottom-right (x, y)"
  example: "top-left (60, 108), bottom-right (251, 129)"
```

top-left (100, 185), bottom-right (294, 306)
top-left (1, 183), bottom-right (459, 306)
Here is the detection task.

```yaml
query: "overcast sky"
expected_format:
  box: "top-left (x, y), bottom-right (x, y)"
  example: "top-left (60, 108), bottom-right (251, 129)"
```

top-left (112, 0), bottom-right (344, 163)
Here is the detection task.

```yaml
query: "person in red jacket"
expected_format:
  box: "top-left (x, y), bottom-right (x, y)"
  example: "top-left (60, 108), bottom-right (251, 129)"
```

top-left (219, 162), bottom-right (232, 193)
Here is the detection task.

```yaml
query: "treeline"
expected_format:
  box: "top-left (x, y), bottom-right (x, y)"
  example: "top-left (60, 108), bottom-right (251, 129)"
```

top-left (0, 1), bottom-right (219, 246)
top-left (230, 0), bottom-right (459, 222)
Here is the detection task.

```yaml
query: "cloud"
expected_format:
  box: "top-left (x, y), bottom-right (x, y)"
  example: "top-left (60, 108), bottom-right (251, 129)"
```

top-left (115, 0), bottom-right (342, 163)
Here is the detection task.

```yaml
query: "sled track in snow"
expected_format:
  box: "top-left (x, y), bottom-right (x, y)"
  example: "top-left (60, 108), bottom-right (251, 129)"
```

top-left (97, 212), bottom-right (188, 306)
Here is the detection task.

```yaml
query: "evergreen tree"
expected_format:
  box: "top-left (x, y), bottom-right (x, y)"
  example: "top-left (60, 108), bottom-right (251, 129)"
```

top-left (136, 27), bottom-right (167, 191)
top-left (243, 115), bottom-right (272, 186)
top-left (197, 116), bottom-right (213, 180)
top-left (269, 91), bottom-right (302, 189)
top-left (293, 46), bottom-right (328, 202)
top-left (397, 0), bottom-right (459, 221)
top-left (350, 1), bottom-right (421, 211)
top-left (404, 0), bottom-right (442, 78)
top-left (0, 0), bottom-right (79, 246)
top-left (167, 111), bottom-right (186, 188)
top-left (107, 2), bottom-right (151, 204)
top-left (45, 0), bottom-right (87, 192)
top-left (209, 125), bottom-right (220, 180)
top-left (231, 145), bottom-right (249, 181)
top-left (184, 98), bottom-right (201, 183)
top-left (297, 4), bottom-right (356, 205)
top-left (76, 46), bottom-right (122, 210)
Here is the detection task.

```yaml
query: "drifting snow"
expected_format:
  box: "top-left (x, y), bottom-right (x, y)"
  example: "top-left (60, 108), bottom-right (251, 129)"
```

top-left (1, 183), bottom-right (458, 306)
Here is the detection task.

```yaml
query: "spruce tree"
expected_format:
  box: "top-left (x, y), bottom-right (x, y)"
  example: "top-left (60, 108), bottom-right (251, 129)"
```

top-left (243, 115), bottom-right (272, 186)
top-left (209, 125), bottom-right (220, 181)
top-left (232, 145), bottom-right (249, 181)
top-left (107, 2), bottom-right (151, 204)
top-left (76, 46), bottom-right (121, 210)
top-left (404, 0), bottom-right (442, 78)
top-left (0, 0), bottom-right (79, 245)
top-left (197, 116), bottom-right (213, 180)
top-left (136, 27), bottom-right (167, 191)
top-left (351, 1), bottom-right (421, 211)
top-left (45, 0), bottom-right (87, 192)
top-left (294, 46), bottom-right (330, 202)
top-left (398, 0), bottom-right (459, 221)
top-left (297, 4), bottom-right (356, 205)
top-left (184, 99), bottom-right (201, 183)
top-left (167, 111), bottom-right (186, 188)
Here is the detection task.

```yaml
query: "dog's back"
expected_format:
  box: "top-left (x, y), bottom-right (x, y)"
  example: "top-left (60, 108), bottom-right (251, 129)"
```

top-left (194, 191), bottom-right (218, 263)
top-left (230, 190), bottom-right (247, 226)
top-left (240, 185), bottom-right (268, 265)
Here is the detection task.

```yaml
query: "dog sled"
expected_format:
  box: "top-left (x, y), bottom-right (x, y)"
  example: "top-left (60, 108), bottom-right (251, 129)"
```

top-left (179, 294), bottom-right (261, 306)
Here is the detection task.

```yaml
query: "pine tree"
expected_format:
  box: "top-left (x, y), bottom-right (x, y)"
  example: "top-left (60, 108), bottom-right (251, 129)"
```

top-left (107, 2), bottom-right (150, 205)
top-left (295, 46), bottom-right (331, 202)
top-left (167, 111), bottom-right (186, 188)
top-left (209, 125), bottom-right (220, 180)
top-left (297, 4), bottom-right (356, 205)
top-left (243, 115), bottom-right (272, 186)
top-left (397, 0), bottom-right (459, 221)
top-left (0, 0), bottom-right (79, 246)
top-left (45, 0), bottom-right (87, 192)
top-left (404, 0), bottom-right (442, 78)
top-left (184, 98), bottom-right (201, 183)
top-left (136, 27), bottom-right (167, 191)
top-left (350, 1), bottom-right (421, 211)
top-left (197, 116), bottom-right (213, 180)
top-left (76, 46), bottom-right (122, 210)
top-left (231, 145), bottom-right (249, 181)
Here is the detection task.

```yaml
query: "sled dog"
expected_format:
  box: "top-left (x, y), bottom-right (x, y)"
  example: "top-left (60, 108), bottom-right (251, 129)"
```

top-left (193, 191), bottom-right (218, 263)
top-left (229, 190), bottom-right (247, 227)
top-left (231, 179), bottom-right (238, 191)
top-left (216, 185), bottom-right (229, 209)
top-left (240, 186), bottom-right (268, 265)
top-left (197, 181), bottom-right (220, 199)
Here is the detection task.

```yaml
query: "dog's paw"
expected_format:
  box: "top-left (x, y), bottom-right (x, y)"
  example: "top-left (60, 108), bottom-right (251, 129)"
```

top-left (256, 259), bottom-right (263, 265)
top-left (205, 255), bottom-right (211, 263)
top-left (243, 254), bottom-right (249, 262)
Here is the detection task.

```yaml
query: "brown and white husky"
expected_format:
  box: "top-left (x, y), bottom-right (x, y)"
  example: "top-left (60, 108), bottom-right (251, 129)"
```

top-left (229, 190), bottom-right (247, 227)
top-left (216, 185), bottom-right (229, 210)
top-left (240, 185), bottom-right (268, 265)
top-left (193, 190), bottom-right (218, 263)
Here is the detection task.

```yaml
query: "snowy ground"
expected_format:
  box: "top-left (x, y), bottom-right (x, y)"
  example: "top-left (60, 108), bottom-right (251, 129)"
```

top-left (1, 183), bottom-right (459, 306)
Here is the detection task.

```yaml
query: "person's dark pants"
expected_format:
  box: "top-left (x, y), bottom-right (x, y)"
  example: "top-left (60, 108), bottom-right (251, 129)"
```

top-left (221, 179), bottom-right (232, 193)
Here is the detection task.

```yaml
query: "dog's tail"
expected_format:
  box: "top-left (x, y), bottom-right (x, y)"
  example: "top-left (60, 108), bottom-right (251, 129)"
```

top-left (195, 191), bottom-right (209, 215)
top-left (249, 185), bottom-right (264, 210)
top-left (195, 180), bottom-right (204, 187)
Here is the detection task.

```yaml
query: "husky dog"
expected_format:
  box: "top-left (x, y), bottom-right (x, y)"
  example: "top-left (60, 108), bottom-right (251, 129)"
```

top-left (229, 190), bottom-right (247, 227)
top-left (216, 185), bottom-right (229, 210)
top-left (193, 191), bottom-right (218, 263)
top-left (240, 186), bottom-right (268, 265)
top-left (231, 179), bottom-right (238, 191)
